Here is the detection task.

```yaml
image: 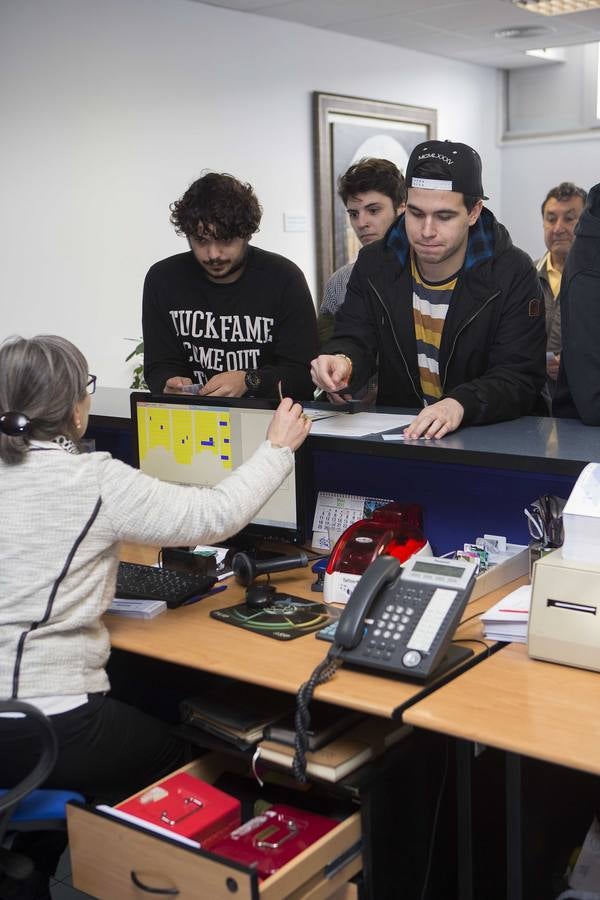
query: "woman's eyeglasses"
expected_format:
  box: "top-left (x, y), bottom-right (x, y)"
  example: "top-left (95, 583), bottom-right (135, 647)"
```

top-left (86, 374), bottom-right (97, 395)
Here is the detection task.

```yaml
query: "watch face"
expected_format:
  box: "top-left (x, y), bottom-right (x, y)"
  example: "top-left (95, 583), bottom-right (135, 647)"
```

top-left (245, 370), bottom-right (261, 390)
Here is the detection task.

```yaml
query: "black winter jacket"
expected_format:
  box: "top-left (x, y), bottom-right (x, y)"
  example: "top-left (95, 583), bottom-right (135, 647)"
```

top-left (323, 209), bottom-right (546, 426)
top-left (553, 183), bottom-right (600, 424)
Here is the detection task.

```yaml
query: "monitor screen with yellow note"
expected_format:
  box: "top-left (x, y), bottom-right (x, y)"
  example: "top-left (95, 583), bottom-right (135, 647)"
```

top-left (129, 392), bottom-right (308, 547)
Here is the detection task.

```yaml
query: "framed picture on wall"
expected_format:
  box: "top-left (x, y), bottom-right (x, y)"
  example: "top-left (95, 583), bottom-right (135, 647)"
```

top-left (313, 92), bottom-right (437, 301)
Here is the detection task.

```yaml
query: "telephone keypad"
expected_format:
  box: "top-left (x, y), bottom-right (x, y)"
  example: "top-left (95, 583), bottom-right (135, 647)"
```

top-left (364, 587), bottom-right (444, 658)
top-left (363, 596), bottom-right (425, 656)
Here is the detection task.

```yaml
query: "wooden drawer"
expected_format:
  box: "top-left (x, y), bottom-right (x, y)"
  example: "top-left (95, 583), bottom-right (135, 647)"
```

top-left (68, 755), bottom-right (362, 900)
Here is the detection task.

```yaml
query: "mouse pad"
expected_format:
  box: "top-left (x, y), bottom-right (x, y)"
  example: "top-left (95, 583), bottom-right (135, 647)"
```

top-left (211, 594), bottom-right (338, 641)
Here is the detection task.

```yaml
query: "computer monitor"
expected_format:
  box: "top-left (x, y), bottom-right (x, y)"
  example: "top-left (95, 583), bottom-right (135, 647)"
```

top-left (129, 392), bottom-right (307, 546)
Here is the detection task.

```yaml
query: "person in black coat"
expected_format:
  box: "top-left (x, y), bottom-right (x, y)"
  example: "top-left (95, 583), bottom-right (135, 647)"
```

top-left (553, 183), bottom-right (600, 424)
top-left (311, 140), bottom-right (546, 439)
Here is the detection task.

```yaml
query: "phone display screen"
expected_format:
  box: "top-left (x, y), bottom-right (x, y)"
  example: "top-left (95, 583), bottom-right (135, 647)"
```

top-left (412, 561), bottom-right (465, 578)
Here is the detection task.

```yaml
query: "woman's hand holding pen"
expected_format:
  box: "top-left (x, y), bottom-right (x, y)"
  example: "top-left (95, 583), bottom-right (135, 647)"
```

top-left (267, 395), bottom-right (311, 452)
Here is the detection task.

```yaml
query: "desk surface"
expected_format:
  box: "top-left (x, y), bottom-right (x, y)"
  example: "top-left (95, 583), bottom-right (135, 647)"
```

top-left (91, 387), bottom-right (600, 475)
top-left (108, 545), bottom-right (523, 720)
top-left (404, 641), bottom-right (600, 776)
top-left (310, 413), bottom-right (600, 476)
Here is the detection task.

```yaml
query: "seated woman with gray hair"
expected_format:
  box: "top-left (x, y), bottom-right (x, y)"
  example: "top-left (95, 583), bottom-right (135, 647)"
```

top-left (0, 334), bottom-right (310, 898)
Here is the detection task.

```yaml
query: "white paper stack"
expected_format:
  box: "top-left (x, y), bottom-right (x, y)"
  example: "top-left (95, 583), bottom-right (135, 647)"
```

top-left (480, 584), bottom-right (531, 643)
top-left (562, 463), bottom-right (600, 562)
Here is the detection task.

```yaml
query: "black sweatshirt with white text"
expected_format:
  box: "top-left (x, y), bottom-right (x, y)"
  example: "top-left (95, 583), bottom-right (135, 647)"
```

top-left (142, 247), bottom-right (318, 398)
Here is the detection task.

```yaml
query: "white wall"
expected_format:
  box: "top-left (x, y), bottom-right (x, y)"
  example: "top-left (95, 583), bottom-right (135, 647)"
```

top-left (0, 0), bottom-right (499, 386)
top-left (499, 41), bottom-right (600, 260)
top-left (500, 136), bottom-right (600, 261)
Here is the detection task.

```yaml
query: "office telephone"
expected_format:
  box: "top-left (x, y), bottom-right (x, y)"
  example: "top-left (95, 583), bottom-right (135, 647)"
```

top-left (333, 554), bottom-right (478, 681)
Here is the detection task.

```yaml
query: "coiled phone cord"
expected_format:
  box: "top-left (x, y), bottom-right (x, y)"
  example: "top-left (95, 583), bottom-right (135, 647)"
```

top-left (292, 646), bottom-right (343, 783)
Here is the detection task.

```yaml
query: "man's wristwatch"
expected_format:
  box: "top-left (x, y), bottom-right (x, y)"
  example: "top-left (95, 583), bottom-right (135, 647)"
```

top-left (244, 370), bottom-right (262, 393)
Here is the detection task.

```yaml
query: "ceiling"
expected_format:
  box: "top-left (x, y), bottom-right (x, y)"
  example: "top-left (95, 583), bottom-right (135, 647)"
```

top-left (192, 0), bottom-right (600, 68)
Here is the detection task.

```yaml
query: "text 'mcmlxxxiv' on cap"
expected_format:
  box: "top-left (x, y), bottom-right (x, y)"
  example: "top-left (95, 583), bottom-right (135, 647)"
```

top-left (405, 140), bottom-right (488, 200)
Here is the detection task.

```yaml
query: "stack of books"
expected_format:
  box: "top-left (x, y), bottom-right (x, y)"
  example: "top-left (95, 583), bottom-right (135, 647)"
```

top-left (480, 584), bottom-right (531, 643)
top-left (179, 682), bottom-right (294, 750)
top-left (264, 703), bottom-right (363, 751)
top-left (257, 716), bottom-right (411, 783)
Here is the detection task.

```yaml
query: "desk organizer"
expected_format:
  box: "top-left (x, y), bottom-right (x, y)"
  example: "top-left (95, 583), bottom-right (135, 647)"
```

top-left (470, 544), bottom-right (529, 602)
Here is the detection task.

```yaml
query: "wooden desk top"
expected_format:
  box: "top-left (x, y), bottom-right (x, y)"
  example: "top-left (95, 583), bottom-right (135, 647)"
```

top-left (108, 545), bottom-right (525, 720)
top-left (404, 641), bottom-right (600, 776)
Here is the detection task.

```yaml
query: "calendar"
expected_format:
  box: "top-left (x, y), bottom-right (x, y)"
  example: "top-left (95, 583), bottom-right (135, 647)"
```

top-left (311, 492), bottom-right (394, 551)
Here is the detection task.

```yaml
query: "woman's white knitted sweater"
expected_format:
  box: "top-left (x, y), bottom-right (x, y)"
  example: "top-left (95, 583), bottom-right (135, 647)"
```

top-left (0, 441), bottom-right (292, 699)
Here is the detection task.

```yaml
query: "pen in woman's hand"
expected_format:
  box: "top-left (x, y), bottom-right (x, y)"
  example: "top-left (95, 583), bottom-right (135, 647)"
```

top-left (277, 380), bottom-right (309, 422)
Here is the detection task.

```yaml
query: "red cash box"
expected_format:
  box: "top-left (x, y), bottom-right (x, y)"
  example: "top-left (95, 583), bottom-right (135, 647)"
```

top-left (209, 803), bottom-right (338, 877)
top-left (116, 772), bottom-right (240, 847)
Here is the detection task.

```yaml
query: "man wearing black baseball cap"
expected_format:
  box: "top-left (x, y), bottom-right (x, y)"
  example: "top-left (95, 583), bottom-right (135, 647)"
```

top-left (311, 139), bottom-right (546, 437)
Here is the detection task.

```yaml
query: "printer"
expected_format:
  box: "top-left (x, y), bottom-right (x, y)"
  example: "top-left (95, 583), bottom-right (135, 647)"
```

top-left (323, 502), bottom-right (431, 604)
top-left (529, 550), bottom-right (600, 672)
top-left (529, 463), bottom-right (600, 672)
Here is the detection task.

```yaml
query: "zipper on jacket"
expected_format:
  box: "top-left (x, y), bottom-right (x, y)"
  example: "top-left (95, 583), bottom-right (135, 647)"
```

top-left (441, 290), bottom-right (501, 392)
top-left (368, 277), bottom-right (423, 406)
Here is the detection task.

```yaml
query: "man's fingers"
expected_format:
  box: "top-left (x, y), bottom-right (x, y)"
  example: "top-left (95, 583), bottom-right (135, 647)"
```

top-left (406, 415), bottom-right (447, 439)
top-left (425, 419), bottom-right (450, 439)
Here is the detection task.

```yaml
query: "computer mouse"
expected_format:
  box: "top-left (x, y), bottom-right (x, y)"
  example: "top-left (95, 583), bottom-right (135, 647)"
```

top-left (245, 583), bottom-right (277, 610)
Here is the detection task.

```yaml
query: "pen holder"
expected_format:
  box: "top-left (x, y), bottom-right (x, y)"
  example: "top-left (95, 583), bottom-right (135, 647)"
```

top-left (528, 541), bottom-right (554, 579)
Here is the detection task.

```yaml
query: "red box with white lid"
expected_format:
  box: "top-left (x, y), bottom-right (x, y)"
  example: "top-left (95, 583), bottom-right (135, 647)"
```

top-left (210, 803), bottom-right (338, 877)
top-left (116, 772), bottom-right (240, 847)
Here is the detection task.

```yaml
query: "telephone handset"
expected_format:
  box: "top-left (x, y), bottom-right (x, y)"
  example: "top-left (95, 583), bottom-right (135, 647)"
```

top-left (333, 554), bottom-right (478, 681)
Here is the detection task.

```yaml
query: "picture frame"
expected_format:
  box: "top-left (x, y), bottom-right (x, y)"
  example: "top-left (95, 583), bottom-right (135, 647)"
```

top-left (313, 92), bottom-right (437, 301)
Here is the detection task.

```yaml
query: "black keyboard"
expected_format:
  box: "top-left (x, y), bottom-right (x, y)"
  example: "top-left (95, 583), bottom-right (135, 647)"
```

top-left (116, 562), bottom-right (217, 609)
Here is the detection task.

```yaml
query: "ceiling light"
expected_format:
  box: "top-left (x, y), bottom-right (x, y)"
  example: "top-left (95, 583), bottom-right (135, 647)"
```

top-left (509, 0), bottom-right (600, 15)
top-left (495, 24), bottom-right (554, 37)
top-left (525, 46), bottom-right (565, 58)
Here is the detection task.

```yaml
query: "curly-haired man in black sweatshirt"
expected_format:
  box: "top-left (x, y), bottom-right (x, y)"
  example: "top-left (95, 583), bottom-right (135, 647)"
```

top-left (143, 172), bottom-right (318, 399)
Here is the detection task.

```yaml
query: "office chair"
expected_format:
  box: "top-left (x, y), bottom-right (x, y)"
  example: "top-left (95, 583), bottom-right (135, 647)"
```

top-left (0, 700), bottom-right (84, 891)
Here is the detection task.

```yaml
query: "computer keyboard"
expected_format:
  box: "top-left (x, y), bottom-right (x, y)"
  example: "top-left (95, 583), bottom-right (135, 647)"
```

top-left (116, 562), bottom-right (217, 609)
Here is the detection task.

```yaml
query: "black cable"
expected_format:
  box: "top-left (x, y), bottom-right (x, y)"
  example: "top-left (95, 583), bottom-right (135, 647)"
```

top-left (452, 637), bottom-right (491, 657)
top-left (292, 646), bottom-right (342, 782)
top-left (419, 736), bottom-right (450, 900)
top-left (457, 609), bottom-right (485, 628)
